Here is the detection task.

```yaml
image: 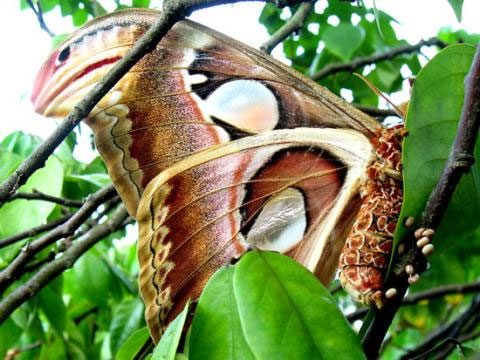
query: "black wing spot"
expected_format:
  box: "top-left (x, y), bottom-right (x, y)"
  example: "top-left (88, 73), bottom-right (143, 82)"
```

top-left (57, 46), bottom-right (71, 63)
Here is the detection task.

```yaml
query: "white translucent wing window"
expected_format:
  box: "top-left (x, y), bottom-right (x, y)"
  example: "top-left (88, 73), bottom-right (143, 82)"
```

top-left (205, 79), bottom-right (279, 133)
top-left (246, 187), bottom-right (306, 253)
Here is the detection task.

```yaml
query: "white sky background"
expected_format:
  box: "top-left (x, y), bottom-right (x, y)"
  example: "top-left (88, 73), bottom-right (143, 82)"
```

top-left (0, 0), bottom-right (479, 161)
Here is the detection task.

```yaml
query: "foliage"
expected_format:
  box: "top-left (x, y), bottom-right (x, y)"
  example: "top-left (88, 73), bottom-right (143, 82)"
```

top-left (1, 0), bottom-right (479, 359)
top-left (20, 0), bottom-right (152, 27)
top-left (397, 44), bottom-right (480, 267)
top-left (260, 1), bottom-right (422, 106)
top-left (189, 251), bottom-right (365, 359)
top-left (0, 131), bottom-right (142, 359)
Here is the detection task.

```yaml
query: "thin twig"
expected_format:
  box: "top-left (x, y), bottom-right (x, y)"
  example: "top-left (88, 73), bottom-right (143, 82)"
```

top-left (0, 213), bottom-right (73, 249)
top-left (0, 185), bottom-right (117, 294)
top-left (0, 205), bottom-right (129, 325)
top-left (354, 104), bottom-right (398, 118)
top-left (5, 341), bottom-right (42, 360)
top-left (347, 280), bottom-right (480, 322)
top-left (21, 197), bottom-right (123, 273)
top-left (361, 40), bottom-right (480, 360)
top-left (260, 1), bottom-right (313, 54)
top-left (401, 295), bottom-right (480, 359)
top-left (430, 330), bottom-right (480, 359)
top-left (311, 38), bottom-right (446, 81)
top-left (7, 190), bottom-right (84, 207)
top-left (26, 0), bottom-right (55, 37)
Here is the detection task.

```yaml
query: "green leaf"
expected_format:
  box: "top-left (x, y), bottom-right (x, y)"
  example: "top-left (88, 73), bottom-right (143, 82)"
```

top-left (39, 0), bottom-right (58, 13)
top-left (190, 251), bottom-right (365, 360)
top-left (66, 173), bottom-right (111, 188)
top-left (259, 4), bottom-right (285, 35)
top-left (0, 150), bottom-right (22, 183)
top-left (395, 44), bottom-right (480, 269)
top-left (132, 0), bottom-right (151, 7)
top-left (323, 23), bottom-right (365, 62)
top-left (189, 267), bottom-right (256, 360)
top-left (72, 8), bottom-right (89, 26)
top-left (0, 318), bottom-right (22, 358)
top-left (437, 28), bottom-right (480, 46)
top-left (59, 0), bottom-right (75, 16)
top-left (39, 336), bottom-right (67, 360)
top-left (110, 299), bottom-right (145, 354)
top-left (20, 0), bottom-right (29, 10)
top-left (0, 156), bottom-right (63, 250)
top-left (152, 302), bottom-right (189, 360)
top-left (1, 131), bottom-right (42, 158)
top-left (447, 0), bottom-right (464, 21)
top-left (69, 251), bottom-right (112, 308)
top-left (11, 301), bottom-right (45, 340)
top-left (116, 327), bottom-right (151, 360)
top-left (51, 33), bottom-right (70, 50)
top-left (38, 277), bottom-right (66, 335)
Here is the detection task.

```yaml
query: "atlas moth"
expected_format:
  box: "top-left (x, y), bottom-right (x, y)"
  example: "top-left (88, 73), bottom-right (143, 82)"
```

top-left (31, 8), bottom-right (434, 343)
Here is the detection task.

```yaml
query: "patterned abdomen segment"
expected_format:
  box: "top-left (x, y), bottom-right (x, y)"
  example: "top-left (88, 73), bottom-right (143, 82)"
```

top-left (338, 127), bottom-right (403, 308)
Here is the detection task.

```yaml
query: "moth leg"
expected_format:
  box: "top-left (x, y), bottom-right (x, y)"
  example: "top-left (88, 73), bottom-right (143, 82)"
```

top-left (362, 290), bottom-right (385, 309)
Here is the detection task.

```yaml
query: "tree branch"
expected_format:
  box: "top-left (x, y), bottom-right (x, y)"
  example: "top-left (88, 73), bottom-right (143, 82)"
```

top-left (347, 280), bottom-right (480, 322)
top-left (26, 0), bottom-right (55, 37)
top-left (0, 205), bottom-right (129, 325)
top-left (361, 40), bottom-right (480, 359)
top-left (0, 185), bottom-right (117, 294)
top-left (429, 330), bottom-right (480, 360)
top-left (354, 104), bottom-right (398, 119)
top-left (311, 37), bottom-right (446, 81)
top-left (260, 1), bottom-right (313, 54)
top-left (7, 190), bottom-right (84, 208)
top-left (0, 213), bottom-right (73, 249)
top-left (400, 294), bottom-right (480, 359)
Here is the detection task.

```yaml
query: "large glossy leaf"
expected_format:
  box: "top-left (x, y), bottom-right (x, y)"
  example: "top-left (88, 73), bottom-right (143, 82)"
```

top-left (152, 302), bottom-right (189, 360)
top-left (66, 173), bottom-right (111, 188)
top-left (0, 154), bottom-right (63, 239)
top-left (115, 327), bottom-right (151, 360)
top-left (0, 155), bottom-right (63, 252)
top-left (189, 267), bottom-right (256, 360)
top-left (394, 44), bottom-right (480, 282)
top-left (323, 23), bottom-right (365, 62)
top-left (110, 299), bottom-right (145, 354)
top-left (39, 335), bottom-right (67, 360)
top-left (67, 251), bottom-right (112, 308)
top-left (38, 277), bottom-right (66, 336)
top-left (190, 251), bottom-right (365, 360)
top-left (0, 318), bottom-right (22, 358)
top-left (0, 131), bottom-right (42, 158)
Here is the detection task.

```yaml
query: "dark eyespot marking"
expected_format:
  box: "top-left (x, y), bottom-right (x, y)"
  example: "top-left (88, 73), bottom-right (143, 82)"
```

top-left (57, 46), bottom-right (71, 63)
